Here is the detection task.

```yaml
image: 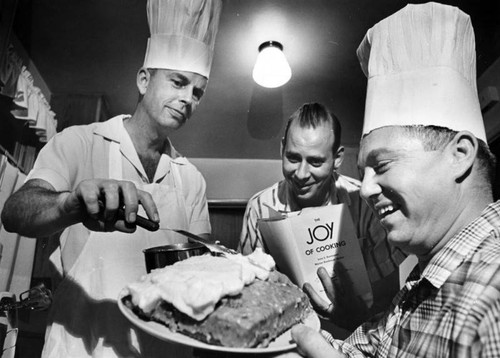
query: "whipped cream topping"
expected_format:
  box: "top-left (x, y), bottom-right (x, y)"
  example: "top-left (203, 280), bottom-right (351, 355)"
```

top-left (126, 248), bottom-right (276, 321)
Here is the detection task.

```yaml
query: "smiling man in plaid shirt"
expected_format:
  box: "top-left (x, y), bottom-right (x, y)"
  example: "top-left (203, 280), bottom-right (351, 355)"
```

top-left (290, 2), bottom-right (500, 357)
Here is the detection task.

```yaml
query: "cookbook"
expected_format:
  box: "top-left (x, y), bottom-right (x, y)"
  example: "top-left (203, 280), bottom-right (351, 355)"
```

top-left (258, 204), bottom-right (372, 305)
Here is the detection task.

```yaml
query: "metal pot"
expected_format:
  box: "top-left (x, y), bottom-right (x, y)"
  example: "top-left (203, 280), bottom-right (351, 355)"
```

top-left (143, 243), bottom-right (209, 273)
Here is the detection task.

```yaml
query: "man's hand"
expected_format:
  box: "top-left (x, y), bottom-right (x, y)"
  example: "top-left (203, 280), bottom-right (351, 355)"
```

top-left (64, 178), bottom-right (159, 233)
top-left (291, 325), bottom-right (346, 358)
top-left (302, 264), bottom-right (370, 331)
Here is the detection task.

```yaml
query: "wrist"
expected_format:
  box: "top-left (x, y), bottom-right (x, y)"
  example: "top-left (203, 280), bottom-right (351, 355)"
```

top-left (58, 191), bottom-right (84, 224)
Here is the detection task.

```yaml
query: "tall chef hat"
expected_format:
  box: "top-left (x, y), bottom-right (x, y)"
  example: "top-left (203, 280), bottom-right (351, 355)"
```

top-left (143, 0), bottom-right (222, 79)
top-left (357, 2), bottom-right (486, 142)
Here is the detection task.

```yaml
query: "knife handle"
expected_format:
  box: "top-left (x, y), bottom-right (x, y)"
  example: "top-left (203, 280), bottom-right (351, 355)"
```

top-left (118, 207), bottom-right (160, 232)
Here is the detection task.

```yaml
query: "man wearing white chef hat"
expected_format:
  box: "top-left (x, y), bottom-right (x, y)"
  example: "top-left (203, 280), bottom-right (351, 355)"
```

top-left (2, 0), bottom-right (222, 357)
top-left (289, 2), bottom-right (500, 357)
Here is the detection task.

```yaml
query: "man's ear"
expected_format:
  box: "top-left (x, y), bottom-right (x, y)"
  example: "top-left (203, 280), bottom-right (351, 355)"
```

top-left (280, 137), bottom-right (285, 157)
top-left (449, 131), bottom-right (478, 182)
top-left (136, 67), bottom-right (150, 95)
top-left (333, 146), bottom-right (344, 171)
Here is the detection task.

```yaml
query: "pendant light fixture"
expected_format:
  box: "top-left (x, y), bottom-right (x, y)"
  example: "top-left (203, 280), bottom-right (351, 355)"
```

top-left (252, 41), bottom-right (292, 88)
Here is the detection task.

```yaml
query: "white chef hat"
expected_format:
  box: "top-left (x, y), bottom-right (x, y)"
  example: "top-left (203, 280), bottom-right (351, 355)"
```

top-left (143, 0), bottom-right (222, 79)
top-left (357, 2), bottom-right (486, 142)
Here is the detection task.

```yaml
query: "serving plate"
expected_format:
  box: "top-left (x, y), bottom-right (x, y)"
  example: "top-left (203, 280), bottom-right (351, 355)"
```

top-left (118, 290), bottom-right (320, 354)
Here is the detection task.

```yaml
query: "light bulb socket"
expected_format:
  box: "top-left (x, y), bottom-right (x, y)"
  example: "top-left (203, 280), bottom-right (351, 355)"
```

top-left (258, 41), bottom-right (283, 53)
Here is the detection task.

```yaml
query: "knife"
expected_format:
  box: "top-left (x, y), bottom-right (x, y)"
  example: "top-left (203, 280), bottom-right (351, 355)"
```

top-left (171, 229), bottom-right (237, 256)
top-left (98, 201), bottom-right (159, 232)
top-left (118, 207), bottom-right (160, 232)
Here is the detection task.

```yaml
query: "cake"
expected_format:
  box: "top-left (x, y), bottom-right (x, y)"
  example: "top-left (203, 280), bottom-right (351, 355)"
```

top-left (121, 249), bottom-right (314, 348)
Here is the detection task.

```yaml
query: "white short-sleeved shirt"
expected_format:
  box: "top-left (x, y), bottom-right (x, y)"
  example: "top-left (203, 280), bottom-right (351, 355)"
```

top-left (28, 115), bottom-right (211, 274)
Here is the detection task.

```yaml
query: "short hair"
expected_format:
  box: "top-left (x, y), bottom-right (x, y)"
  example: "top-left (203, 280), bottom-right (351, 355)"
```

top-left (282, 102), bottom-right (342, 154)
top-left (400, 125), bottom-right (496, 186)
top-left (147, 68), bottom-right (158, 76)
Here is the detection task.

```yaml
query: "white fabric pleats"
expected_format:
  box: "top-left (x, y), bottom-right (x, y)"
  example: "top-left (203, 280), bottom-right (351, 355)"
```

top-left (10, 66), bottom-right (57, 143)
top-left (1, 44), bottom-right (57, 144)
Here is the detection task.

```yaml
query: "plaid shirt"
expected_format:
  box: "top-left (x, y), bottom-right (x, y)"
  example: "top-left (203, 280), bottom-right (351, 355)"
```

top-left (330, 201), bottom-right (500, 357)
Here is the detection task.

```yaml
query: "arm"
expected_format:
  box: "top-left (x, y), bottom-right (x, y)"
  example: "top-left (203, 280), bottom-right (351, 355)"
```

top-left (2, 179), bottom-right (79, 237)
top-left (289, 308), bottom-right (395, 357)
top-left (291, 325), bottom-right (348, 358)
top-left (1, 178), bottom-right (159, 238)
top-left (474, 298), bottom-right (500, 357)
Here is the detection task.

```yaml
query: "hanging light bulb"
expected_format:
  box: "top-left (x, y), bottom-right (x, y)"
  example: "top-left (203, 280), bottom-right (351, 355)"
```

top-left (252, 41), bottom-right (292, 88)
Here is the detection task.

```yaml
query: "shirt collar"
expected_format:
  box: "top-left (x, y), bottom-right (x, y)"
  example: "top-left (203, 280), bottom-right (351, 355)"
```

top-left (93, 115), bottom-right (188, 165)
top-left (93, 115), bottom-right (126, 142)
top-left (418, 201), bottom-right (500, 289)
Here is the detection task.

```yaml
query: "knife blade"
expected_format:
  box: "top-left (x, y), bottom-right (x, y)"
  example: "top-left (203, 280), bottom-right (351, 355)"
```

top-left (171, 229), bottom-right (237, 255)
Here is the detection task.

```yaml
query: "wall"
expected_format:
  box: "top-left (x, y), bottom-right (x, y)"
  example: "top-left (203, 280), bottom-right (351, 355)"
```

top-left (190, 146), bottom-right (360, 204)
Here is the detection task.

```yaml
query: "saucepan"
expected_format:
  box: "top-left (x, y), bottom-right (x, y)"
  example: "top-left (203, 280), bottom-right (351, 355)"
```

top-left (143, 243), bottom-right (209, 273)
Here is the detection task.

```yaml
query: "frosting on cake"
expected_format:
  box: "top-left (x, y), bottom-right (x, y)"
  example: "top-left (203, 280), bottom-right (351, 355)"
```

top-left (126, 248), bottom-right (276, 321)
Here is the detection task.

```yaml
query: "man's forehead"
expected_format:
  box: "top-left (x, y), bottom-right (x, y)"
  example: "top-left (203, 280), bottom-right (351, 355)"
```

top-left (290, 120), bottom-right (334, 136)
top-left (288, 123), bottom-right (334, 145)
top-left (162, 69), bottom-right (208, 86)
top-left (361, 126), bottom-right (405, 146)
top-left (358, 127), bottom-right (424, 163)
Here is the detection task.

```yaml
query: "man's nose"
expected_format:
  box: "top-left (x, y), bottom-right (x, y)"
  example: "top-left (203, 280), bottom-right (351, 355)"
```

top-left (178, 86), bottom-right (193, 104)
top-left (360, 169), bottom-right (381, 201)
top-left (295, 161), bottom-right (310, 180)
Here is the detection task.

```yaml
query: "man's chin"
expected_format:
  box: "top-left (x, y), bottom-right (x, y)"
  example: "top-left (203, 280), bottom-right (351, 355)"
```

top-left (293, 191), bottom-right (311, 201)
top-left (163, 118), bottom-right (185, 130)
top-left (295, 193), bottom-right (321, 208)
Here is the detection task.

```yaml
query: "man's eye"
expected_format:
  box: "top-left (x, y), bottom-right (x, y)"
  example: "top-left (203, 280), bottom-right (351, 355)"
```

top-left (310, 160), bottom-right (324, 168)
top-left (373, 162), bottom-right (389, 174)
top-left (286, 155), bottom-right (300, 163)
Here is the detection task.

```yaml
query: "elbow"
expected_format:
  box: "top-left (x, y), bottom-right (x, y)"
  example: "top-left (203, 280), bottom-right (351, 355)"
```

top-left (1, 209), bottom-right (38, 238)
top-left (1, 197), bottom-right (27, 235)
top-left (1, 204), bottom-right (18, 234)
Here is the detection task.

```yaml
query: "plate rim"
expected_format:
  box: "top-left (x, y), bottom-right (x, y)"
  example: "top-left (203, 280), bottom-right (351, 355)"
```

top-left (117, 289), bottom-right (320, 354)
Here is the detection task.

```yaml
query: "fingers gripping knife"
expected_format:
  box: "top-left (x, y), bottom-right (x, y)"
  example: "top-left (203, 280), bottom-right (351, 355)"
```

top-left (97, 201), bottom-right (160, 232)
top-left (117, 207), bottom-right (160, 232)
